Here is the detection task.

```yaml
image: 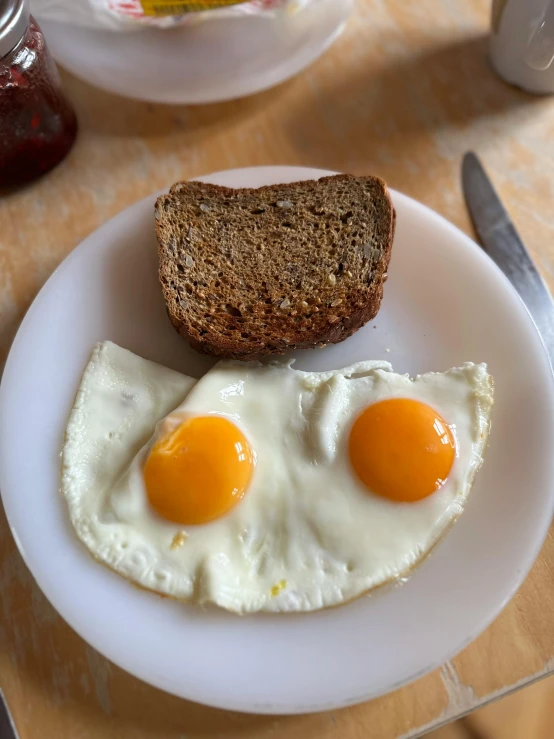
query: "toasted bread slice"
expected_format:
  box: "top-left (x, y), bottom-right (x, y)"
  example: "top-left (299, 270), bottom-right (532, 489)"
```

top-left (155, 174), bottom-right (395, 360)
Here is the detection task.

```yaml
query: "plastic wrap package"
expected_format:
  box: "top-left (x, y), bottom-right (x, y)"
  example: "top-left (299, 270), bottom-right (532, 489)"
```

top-left (31, 0), bottom-right (311, 31)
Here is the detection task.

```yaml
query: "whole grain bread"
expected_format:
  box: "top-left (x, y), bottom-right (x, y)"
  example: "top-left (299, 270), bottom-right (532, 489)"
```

top-left (155, 175), bottom-right (395, 360)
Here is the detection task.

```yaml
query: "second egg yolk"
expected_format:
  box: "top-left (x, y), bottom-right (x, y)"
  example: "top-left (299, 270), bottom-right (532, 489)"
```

top-left (349, 398), bottom-right (455, 502)
top-left (144, 415), bottom-right (253, 525)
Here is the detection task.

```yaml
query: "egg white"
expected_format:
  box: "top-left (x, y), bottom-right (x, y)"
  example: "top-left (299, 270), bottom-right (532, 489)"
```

top-left (62, 343), bottom-right (493, 614)
top-left (62, 341), bottom-right (196, 554)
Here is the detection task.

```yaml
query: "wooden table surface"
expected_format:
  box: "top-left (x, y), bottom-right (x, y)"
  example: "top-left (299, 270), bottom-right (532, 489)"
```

top-left (2, 1), bottom-right (554, 737)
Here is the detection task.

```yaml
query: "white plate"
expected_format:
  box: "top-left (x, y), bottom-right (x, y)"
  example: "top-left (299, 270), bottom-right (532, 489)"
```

top-left (41, 0), bottom-right (352, 104)
top-left (1, 166), bottom-right (554, 714)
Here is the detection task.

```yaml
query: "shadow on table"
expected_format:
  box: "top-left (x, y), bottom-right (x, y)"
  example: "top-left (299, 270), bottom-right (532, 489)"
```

top-left (281, 34), bottom-right (540, 176)
top-left (57, 33), bottom-right (542, 195)
top-left (59, 67), bottom-right (288, 140)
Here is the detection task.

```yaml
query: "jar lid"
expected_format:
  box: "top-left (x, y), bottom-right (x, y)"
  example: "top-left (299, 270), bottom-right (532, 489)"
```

top-left (0, 0), bottom-right (30, 58)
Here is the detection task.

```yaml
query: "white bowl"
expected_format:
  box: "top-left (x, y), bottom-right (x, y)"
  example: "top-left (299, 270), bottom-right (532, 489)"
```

top-left (40, 0), bottom-right (352, 104)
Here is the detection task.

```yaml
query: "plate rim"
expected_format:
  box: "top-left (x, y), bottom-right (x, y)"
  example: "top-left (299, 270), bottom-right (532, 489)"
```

top-left (1, 165), bottom-right (554, 714)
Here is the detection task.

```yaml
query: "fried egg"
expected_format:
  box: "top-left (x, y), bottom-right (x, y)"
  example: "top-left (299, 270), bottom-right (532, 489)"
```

top-left (62, 341), bottom-right (493, 614)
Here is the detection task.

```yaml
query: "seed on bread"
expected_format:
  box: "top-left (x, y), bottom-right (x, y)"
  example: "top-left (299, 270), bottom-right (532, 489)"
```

top-left (155, 174), bottom-right (395, 360)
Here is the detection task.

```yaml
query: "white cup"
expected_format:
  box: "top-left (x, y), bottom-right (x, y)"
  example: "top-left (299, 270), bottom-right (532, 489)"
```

top-left (490, 0), bottom-right (554, 93)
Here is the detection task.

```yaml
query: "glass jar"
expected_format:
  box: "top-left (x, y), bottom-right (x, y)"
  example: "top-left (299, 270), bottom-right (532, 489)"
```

top-left (0, 0), bottom-right (77, 188)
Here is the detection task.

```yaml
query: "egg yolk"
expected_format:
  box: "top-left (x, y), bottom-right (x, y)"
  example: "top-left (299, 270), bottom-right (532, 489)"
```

top-left (144, 415), bottom-right (253, 525)
top-left (349, 398), bottom-right (455, 502)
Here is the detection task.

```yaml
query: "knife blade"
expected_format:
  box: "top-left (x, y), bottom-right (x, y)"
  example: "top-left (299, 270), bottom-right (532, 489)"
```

top-left (0, 691), bottom-right (19, 739)
top-left (462, 151), bottom-right (554, 367)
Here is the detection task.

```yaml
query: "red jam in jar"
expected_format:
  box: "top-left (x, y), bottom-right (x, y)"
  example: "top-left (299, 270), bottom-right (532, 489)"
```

top-left (0, 2), bottom-right (77, 188)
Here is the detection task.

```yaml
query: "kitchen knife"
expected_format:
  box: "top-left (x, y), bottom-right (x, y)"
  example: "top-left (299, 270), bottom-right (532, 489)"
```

top-left (0, 691), bottom-right (19, 739)
top-left (462, 151), bottom-right (554, 367)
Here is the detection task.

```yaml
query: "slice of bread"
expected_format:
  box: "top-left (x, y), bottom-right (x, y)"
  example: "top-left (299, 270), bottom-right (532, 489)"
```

top-left (155, 174), bottom-right (395, 360)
